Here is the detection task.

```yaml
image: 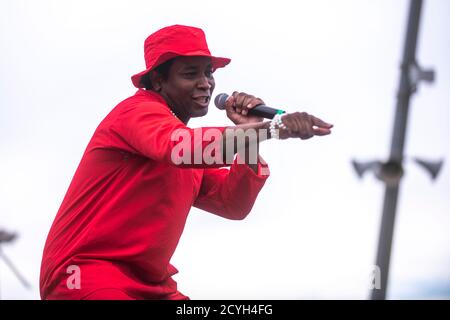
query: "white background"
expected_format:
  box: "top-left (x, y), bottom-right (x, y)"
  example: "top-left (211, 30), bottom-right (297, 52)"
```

top-left (1, 0), bottom-right (449, 299)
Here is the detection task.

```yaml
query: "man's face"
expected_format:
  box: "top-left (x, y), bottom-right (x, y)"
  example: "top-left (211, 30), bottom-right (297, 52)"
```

top-left (160, 56), bottom-right (215, 121)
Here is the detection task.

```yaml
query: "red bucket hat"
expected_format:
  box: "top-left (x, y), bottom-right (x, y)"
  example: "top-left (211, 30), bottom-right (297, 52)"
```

top-left (131, 25), bottom-right (231, 88)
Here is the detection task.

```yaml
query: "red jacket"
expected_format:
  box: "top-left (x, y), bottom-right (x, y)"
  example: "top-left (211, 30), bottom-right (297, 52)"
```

top-left (40, 89), bottom-right (269, 299)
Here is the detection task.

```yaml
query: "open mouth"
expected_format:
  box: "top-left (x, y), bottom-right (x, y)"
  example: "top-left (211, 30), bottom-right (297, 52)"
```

top-left (192, 96), bottom-right (210, 107)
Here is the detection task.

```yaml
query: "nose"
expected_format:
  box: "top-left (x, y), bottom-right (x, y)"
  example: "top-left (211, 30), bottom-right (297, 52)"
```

top-left (197, 75), bottom-right (212, 90)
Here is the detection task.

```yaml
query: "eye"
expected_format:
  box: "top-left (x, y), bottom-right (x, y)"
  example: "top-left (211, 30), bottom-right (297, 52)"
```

top-left (183, 72), bottom-right (197, 77)
top-left (205, 70), bottom-right (213, 78)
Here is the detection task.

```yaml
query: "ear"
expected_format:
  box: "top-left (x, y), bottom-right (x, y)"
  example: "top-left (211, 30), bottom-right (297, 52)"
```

top-left (150, 71), bottom-right (163, 92)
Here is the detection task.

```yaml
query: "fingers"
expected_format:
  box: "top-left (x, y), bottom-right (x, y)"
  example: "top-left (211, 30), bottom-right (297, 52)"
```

top-left (244, 98), bottom-right (264, 116)
top-left (231, 91), bottom-right (264, 116)
top-left (298, 113), bottom-right (314, 139)
top-left (311, 115), bottom-right (333, 129)
top-left (225, 94), bottom-right (235, 109)
top-left (313, 127), bottom-right (332, 136)
top-left (279, 112), bottom-right (333, 139)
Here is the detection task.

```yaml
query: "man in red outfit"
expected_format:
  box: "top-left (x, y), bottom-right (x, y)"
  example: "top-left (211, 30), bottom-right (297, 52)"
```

top-left (40, 25), bottom-right (333, 300)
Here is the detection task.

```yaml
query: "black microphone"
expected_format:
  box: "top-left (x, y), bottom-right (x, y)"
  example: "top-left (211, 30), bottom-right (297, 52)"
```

top-left (214, 93), bottom-right (286, 119)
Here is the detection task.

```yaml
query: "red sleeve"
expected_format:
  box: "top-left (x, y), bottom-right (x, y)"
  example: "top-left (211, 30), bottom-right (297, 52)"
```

top-left (193, 156), bottom-right (270, 220)
top-left (108, 101), bottom-right (227, 168)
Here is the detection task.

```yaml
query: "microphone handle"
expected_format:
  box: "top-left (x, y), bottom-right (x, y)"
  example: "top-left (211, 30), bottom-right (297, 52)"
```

top-left (248, 105), bottom-right (286, 119)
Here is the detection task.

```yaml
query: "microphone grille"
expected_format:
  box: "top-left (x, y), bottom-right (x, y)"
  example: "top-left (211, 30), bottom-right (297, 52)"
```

top-left (214, 93), bottom-right (229, 110)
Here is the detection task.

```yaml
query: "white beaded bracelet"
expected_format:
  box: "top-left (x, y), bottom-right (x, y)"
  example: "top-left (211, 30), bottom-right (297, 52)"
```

top-left (269, 113), bottom-right (287, 139)
top-left (269, 118), bottom-right (279, 139)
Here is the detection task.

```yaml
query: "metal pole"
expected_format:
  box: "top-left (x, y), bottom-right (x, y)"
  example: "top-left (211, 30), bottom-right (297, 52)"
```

top-left (370, 0), bottom-right (423, 300)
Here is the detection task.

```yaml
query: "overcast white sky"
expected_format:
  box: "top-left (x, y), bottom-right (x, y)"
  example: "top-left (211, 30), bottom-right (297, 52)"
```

top-left (1, 0), bottom-right (449, 299)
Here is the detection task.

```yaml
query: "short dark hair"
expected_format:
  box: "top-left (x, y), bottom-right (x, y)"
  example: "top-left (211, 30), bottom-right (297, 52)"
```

top-left (140, 58), bottom-right (175, 90)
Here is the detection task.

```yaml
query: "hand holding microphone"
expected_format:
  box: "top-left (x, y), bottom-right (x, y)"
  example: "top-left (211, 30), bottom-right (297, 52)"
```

top-left (215, 92), bottom-right (286, 121)
top-left (214, 91), bottom-right (333, 140)
top-left (215, 92), bottom-right (268, 125)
